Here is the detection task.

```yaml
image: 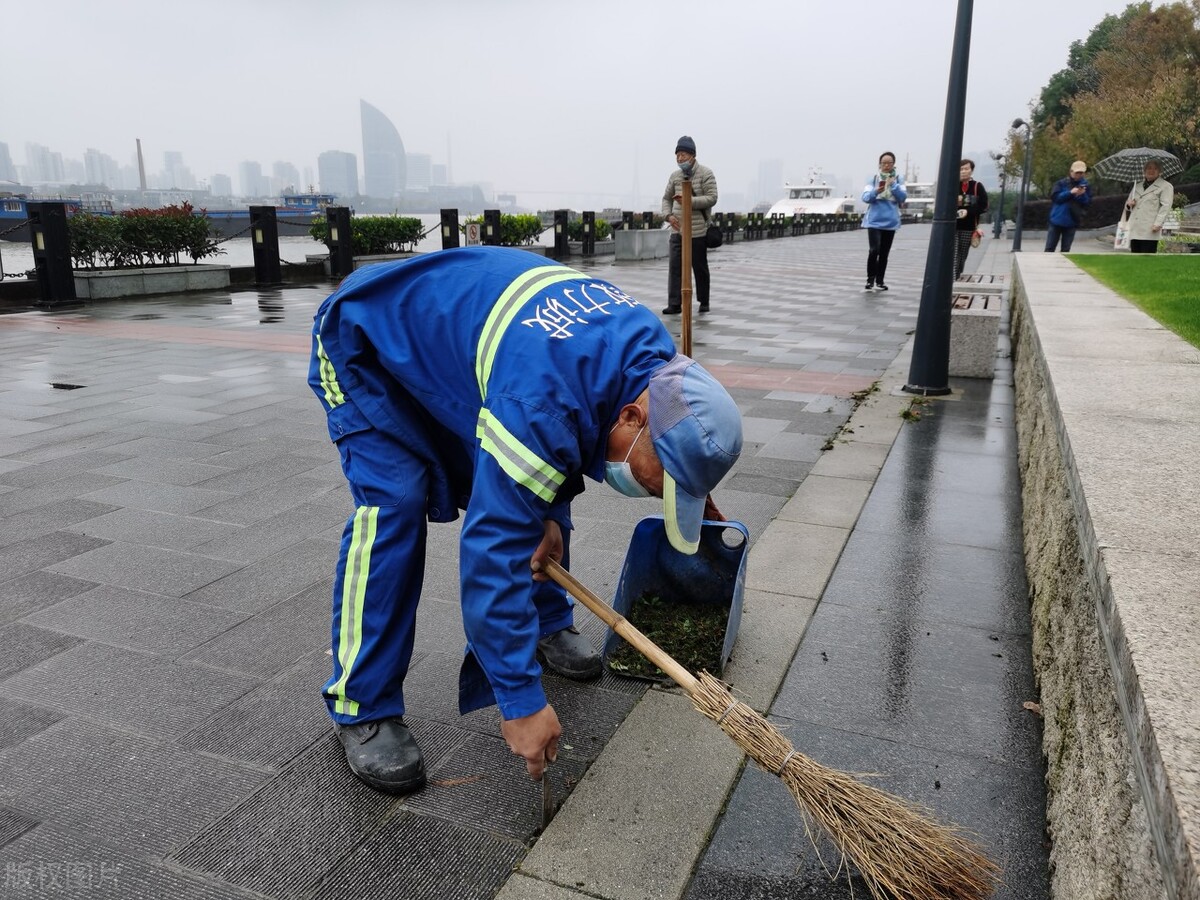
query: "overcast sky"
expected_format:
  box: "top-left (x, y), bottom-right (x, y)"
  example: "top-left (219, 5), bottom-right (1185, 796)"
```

top-left (3, 0), bottom-right (1149, 210)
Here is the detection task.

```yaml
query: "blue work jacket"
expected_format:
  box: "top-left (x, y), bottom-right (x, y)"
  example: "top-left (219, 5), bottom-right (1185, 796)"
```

top-left (311, 247), bottom-right (676, 719)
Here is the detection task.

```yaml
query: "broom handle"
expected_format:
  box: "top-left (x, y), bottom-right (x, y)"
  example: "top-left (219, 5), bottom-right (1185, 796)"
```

top-left (680, 179), bottom-right (693, 358)
top-left (536, 559), bottom-right (700, 696)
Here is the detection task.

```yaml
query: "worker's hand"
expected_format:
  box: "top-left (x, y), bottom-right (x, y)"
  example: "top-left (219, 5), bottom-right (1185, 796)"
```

top-left (501, 705), bottom-right (561, 780)
top-left (703, 493), bottom-right (726, 522)
top-left (1152, 224), bottom-right (1162, 233)
top-left (668, 214), bottom-right (679, 230)
top-left (1127, 199), bottom-right (1137, 209)
top-left (530, 520), bottom-right (563, 582)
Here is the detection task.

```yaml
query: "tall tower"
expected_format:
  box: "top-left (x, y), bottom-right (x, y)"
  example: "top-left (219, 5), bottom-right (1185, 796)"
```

top-left (360, 99), bottom-right (406, 200)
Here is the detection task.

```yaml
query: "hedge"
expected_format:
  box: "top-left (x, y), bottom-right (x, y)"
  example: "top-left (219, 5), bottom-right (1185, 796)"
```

top-left (308, 215), bottom-right (425, 255)
top-left (69, 203), bottom-right (222, 269)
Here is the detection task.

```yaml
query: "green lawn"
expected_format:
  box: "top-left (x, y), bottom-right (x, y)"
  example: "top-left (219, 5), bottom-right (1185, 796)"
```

top-left (1071, 255), bottom-right (1200, 348)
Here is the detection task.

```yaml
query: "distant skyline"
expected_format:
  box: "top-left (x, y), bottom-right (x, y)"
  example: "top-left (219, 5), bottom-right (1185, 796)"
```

top-left (2, 0), bottom-right (1158, 211)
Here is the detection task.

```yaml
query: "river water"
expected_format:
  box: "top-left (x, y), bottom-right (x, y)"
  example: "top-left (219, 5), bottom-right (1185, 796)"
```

top-left (0, 212), bottom-right (558, 278)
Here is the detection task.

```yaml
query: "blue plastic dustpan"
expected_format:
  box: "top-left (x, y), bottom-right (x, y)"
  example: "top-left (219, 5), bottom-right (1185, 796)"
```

top-left (602, 516), bottom-right (749, 682)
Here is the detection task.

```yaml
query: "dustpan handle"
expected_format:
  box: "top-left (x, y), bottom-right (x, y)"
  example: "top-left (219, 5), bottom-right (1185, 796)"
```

top-left (536, 559), bottom-right (700, 696)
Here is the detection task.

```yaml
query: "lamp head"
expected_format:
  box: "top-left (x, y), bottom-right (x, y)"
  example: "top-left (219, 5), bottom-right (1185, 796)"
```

top-left (1012, 117), bottom-right (1028, 130)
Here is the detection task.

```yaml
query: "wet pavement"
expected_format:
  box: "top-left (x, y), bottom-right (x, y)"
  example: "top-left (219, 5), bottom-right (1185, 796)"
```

top-left (0, 228), bottom-right (1050, 899)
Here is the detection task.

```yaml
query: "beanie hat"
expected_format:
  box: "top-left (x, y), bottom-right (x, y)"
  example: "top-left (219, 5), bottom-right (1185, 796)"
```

top-left (675, 135), bottom-right (697, 155)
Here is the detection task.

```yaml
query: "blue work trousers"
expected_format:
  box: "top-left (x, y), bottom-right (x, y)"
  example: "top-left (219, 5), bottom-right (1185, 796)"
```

top-left (325, 414), bottom-right (572, 725)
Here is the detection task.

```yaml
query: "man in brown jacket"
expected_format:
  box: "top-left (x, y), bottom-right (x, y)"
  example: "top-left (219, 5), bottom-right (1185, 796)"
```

top-left (661, 135), bottom-right (718, 315)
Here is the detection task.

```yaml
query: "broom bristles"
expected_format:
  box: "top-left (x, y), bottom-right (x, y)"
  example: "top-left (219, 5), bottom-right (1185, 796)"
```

top-left (692, 672), bottom-right (1000, 900)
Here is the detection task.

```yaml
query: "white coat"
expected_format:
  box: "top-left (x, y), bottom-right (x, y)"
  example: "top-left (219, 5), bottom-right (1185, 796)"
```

top-left (1124, 177), bottom-right (1174, 241)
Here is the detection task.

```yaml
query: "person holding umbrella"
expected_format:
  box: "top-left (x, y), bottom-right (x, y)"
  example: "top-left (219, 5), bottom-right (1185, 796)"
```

top-left (1093, 148), bottom-right (1184, 254)
top-left (1123, 159), bottom-right (1175, 253)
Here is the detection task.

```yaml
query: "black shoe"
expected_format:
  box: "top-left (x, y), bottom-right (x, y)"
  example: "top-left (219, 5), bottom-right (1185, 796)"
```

top-left (864, 280), bottom-right (874, 291)
top-left (876, 283), bottom-right (889, 291)
top-left (661, 306), bottom-right (681, 315)
top-left (537, 625), bottom-right (601, 680)
top-left (698, 304), bottom-right (710, 313)
top-left (336, 717), bottom-right (426, 795)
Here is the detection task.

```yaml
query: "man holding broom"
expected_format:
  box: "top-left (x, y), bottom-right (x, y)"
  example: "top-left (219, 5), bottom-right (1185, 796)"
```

top-left (309, 246), bottom-right (743, 794)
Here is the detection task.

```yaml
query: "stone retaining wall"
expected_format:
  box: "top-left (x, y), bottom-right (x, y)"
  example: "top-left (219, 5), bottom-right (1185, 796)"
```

top-left (1010, 254), bottom-right (1198, 900)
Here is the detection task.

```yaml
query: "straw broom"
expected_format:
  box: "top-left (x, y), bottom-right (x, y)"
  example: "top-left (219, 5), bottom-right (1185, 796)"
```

top-left (536, 559), bottom-right (999, 900)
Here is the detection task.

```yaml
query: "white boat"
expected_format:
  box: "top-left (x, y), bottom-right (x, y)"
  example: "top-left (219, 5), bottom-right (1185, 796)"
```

top-left (766, 179), bottom-right (857, 217)
top-left (901, 182), bottom-right (935, 219)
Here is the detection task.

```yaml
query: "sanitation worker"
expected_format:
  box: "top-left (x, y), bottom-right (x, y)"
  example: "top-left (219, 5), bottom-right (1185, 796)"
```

top-left (309, 246), bottom-right (743, 794)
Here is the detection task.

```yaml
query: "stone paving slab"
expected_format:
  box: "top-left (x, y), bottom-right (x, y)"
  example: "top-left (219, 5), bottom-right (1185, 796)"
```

top-left (0, 230), bottom-right (1050, 899)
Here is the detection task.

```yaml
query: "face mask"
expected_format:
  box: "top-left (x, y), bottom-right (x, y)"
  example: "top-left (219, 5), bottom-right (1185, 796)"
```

top-left (605, 424), bottom-right (651, 498)
top-left (679, 161), bottom-right (694, 176)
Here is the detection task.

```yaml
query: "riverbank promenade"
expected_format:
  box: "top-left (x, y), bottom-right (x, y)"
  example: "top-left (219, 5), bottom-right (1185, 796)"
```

top-left (0, 228), bottom-right (1053, 899)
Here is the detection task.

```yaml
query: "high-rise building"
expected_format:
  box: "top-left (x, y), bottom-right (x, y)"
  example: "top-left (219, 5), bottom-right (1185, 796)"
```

top-left (757, 158), bottom-right (784, 206)
top-left (406, 153), bottom-right (432, 190)
top-left (84, 148), bottom-right (121, 187)
top-left (0, 143), bottom-right (15, 182)
top-left (25, 143), bottom-right (64, 183)
top-left (431, 163), bottom-right (448, 187)
top-left (272, 161), bottom-right (300, 193)
top-left (360, 99), bottom-right (406, 199)
top-left (162, 151), bottom-right (196, 190)
top-left (318, 150), bottom-right (358, 198)
top-left (210, 173), bottom-right (233, 198)
top-left (238, 160), bottom-right (266, 198)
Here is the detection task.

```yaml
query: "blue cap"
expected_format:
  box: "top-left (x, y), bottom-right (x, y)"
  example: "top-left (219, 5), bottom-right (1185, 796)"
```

top-left (648, 355), bottom-right (742, 554)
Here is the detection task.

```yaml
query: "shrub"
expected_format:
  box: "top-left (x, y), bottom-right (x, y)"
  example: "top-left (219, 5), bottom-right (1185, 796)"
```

top-left (566, 218), bottom-right (612, 241)
top-left (68, 202), bottom-right (222, 269)
top-left (463, 214), bottom-right (546, 246)
top-left (308, 215), bottom-right (424, 255)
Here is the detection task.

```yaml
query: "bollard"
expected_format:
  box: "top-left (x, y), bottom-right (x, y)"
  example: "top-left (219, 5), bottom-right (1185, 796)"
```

top-left (326, 207), bottom-right (354, 278)
top-left (28, 202), bottom-right (79, 308)
top-left (642, 211), bottom-right (653, 230)
top-left (582, 211), bottom-right (595, 256)
top-left (622, 211), bottom-right (634, 231)
top-left (553, 210), bottom-right (569, 259)
top-left (440, 209), bottom-right (460, 250)
top-left (249, 206), bottom-right (282, 285)
top-left (483, 209), bottom-right (501, 246)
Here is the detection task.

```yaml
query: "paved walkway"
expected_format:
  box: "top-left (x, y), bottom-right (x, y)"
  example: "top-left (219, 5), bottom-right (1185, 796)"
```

top-left (0, 227), bottom-right (1051, 898)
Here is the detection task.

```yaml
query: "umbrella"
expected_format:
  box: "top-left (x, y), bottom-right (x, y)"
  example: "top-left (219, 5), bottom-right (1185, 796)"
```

top-left (1091, 147), bottom-right (1184, 181)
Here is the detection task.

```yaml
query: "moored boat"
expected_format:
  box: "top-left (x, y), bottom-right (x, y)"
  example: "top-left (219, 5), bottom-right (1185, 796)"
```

top-left (766, 179), bottom-right (857, 217)
top-left (0, 191), bottom-right (339, 242)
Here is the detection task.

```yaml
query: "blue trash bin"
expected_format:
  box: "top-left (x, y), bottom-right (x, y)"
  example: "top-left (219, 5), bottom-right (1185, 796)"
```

top-left (602, 516), bottom-right (749, 683)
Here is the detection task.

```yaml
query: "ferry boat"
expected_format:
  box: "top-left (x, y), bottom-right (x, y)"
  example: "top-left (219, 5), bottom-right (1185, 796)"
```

top-left (766, 179), bottom-right (857, 217)
top-left (200, 192), bottom-right (338, 238)
top-left (0, 191), bottom-right (338, 242)
top-left (0, 193), bottom-right (115, 242)
top-left (901, 182), bottom-right (936, 220)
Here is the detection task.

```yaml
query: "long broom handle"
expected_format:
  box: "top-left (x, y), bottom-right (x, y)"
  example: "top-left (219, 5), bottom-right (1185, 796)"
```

top-left (535, 559), bottom-right (700, 695)
top-left (680, 179), bottom-right (693, 358)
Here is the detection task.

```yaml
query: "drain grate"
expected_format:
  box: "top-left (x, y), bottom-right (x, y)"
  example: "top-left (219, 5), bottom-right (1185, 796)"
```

top-left (49, 383), bottom-right (86, 390)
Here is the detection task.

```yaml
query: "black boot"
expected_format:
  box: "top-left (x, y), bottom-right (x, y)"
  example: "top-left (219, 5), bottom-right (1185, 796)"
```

top-left (537, 625), bottom-right (601, 679)
top-left (336, 717), bottom-right (426, 794)
top-left (661, 306), bottom-right (681, 315)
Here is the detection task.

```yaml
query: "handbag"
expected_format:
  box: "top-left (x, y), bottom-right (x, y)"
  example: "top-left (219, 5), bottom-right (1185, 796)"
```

top-left (970, 229), bottom-right (983, 249)
top-left (1114, 212), bottom-right (1131, 251)
top-left (704, 212), bottom-right (723, 249)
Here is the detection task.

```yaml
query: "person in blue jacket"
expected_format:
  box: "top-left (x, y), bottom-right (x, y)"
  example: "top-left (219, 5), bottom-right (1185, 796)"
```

top-left (1045, 160), bottom-right (1092, 252)
top-left (860, 151), bottom-right (907, 291)
top-left (309, 246), bottom-right (743, 794)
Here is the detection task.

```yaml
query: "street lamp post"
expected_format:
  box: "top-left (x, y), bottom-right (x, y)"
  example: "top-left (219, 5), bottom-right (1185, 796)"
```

top-left (903, 0), bottom-right (974, 396)
top-left (1011, 118), bottom-right (1033, 251)
top-left (991, 153), bottom-right (1007, 239)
